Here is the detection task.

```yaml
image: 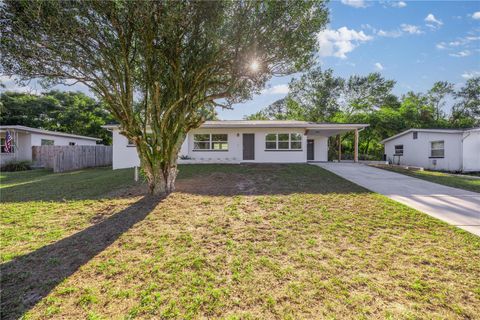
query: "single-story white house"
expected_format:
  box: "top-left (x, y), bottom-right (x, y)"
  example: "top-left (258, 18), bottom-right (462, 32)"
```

top-left (103, 121), bottom-right (369, 169)
top-left (0, 125), bottom-right (101, 166)
top-left (381, 128), bottom-right (480, 172)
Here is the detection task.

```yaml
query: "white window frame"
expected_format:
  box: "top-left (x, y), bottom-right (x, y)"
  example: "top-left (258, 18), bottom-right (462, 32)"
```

top-left (193, 133), bottom-right (228, 151)
top-left (430, 140), bottom-right (444, 158)
top-left (265, 133), bottom-right (302, 151)
top-left (394, 144), bottom-right (404, 156)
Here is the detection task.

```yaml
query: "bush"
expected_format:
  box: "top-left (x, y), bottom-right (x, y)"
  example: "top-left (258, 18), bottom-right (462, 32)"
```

top-left (1, 160), bottom-right (32, 172)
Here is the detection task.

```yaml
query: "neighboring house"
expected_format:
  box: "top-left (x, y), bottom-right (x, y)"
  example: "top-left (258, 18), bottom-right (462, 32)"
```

top-left (381, 128), bottom-right (480, 172)
top-left (103, 121), bottom-right (369, 169)
top-left (0, 125), bottom-right (101, 166)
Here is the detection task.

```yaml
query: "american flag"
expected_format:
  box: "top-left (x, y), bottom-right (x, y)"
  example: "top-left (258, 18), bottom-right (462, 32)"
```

top-left (4, 130), bottom-right (13, 153)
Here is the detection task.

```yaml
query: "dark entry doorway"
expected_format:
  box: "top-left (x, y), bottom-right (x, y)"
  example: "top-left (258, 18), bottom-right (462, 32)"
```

top-left (307, 139), bottom-right (314, 161)
top-left (243, 134), bottom-right (255, 160)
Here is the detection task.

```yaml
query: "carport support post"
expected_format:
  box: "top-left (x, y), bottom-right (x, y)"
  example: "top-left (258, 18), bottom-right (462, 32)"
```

top-left (354, 129), bottom-right (359, 163)
top-left (338, 135), bottom-right (341, 162)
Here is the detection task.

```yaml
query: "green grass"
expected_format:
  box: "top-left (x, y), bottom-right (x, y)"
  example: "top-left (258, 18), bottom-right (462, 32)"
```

top-left (1, 165), bottom-right (479, 319)
top-left (0, 167), bottom-right (137, 202)
top-left (0, 168), bottom-right (139, 262)
top-left (371, 164), bottom-right (480, 193)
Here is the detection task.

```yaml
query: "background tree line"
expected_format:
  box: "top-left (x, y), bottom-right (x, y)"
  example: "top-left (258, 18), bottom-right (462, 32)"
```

top-left (246, 67), bottom-right (479, 160)
top-left (0, 90), bottom-right (114, 144)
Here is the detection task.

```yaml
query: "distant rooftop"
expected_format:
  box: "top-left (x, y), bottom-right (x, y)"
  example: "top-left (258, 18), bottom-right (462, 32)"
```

top-left (380, 127), bottom-right (480, 144)
top-left (0, 125), bottom-right (101, 141)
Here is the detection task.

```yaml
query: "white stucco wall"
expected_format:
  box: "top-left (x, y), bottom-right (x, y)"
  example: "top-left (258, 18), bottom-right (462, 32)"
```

top-left (462, 130), bottom-right (480, 172)
top-left (384, 131), bottom-right (463, 171)
top-left (110, 127), bottom-right (332, 169)
top-left (111, 130), bottom-right (141, 169)
top-left (308, 135), bottom-right (328, 162)
top-left (187, 127), bottom-right (308, 163)
top-left (30, 133), bottom-right (97, 147)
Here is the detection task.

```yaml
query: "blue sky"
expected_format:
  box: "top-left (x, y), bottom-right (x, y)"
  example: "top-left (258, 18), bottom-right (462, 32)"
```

top-left (2, 1), bottom-right (479, 120)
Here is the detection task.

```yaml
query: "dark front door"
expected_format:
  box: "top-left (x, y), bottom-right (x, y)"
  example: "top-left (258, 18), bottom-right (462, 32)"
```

top-left (243, 133), bottom-right (255, 160)
top-left (307, 139), bottom-right (314, 161)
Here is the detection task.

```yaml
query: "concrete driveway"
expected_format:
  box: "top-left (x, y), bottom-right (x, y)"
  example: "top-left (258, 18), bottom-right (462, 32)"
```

top-left (314, 163), bottom-right (480, 236)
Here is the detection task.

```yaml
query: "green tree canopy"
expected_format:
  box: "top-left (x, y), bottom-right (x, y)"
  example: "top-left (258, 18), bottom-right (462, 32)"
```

top-left (0, 91), bottom-right (114, 144)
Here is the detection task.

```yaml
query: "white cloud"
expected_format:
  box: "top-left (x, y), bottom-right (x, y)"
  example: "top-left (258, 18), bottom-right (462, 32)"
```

top-left (424, 14), bottom-right (443, 29)
top-left (437, 34), bottom-right (480, 52)
top-left (378, 29), bottom-right (403, 38)
top-left (317, 27), bottom-right (373, 59)
top-left (461, 71), bottom-right (480, 79)
top-left (391, 1), bottom-right (407, 8)
top-left (400, 24), bottom-right (423, 34)
top-left (262, 84), bottom-right (289, 95)
top-left (374, 62), bottom-right (384, 71)
top-left (341, 0), bottom-right (367, 8)
top-left (472, 12), bottom-right (480, 20)
top-left (449, 50), bottom-right (472, 57)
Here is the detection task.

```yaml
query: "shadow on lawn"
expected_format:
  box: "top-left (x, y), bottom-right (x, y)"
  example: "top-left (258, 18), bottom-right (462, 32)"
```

top-left (0, 195), bottom-right (161, 320)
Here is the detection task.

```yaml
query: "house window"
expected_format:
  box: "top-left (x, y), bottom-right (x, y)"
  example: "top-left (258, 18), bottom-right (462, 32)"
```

top-left (193, 134), bottom-right (228, 151)
top-left (0, 138), bottom-right (15, 153)
top-left (265, 133), bottom-right (302, 150)
top-left (430, 141), bottom-right (444, 158)
top-left (41, 139), bottom-right (54, 146)
top-left (69, 142), bottom-right (76, 146)
top-left (127, 139), bottom-right (135, 147)
top-left (413, 131), bottom-right (418, 140)
top-left (394, 144), bottom-right (404, 156)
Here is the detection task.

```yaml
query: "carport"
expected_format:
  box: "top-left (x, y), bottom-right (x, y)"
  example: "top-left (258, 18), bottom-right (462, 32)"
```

top-left (305, 123), bottom-right (369, 162)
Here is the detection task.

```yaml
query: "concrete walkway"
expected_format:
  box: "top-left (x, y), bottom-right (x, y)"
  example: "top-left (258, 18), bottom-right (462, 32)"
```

top-left (314, 163), bottom-right (480, 236)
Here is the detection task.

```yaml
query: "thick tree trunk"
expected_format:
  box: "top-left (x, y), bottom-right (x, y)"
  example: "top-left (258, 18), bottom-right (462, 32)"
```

top-left (145, 164), bottom-right (178, 196)
top-left (135, 130), bottom-right (184, 197)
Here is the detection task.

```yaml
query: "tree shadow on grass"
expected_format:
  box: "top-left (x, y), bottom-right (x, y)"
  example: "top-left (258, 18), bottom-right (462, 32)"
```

top-left (0, 195), bottom-right (161, 320)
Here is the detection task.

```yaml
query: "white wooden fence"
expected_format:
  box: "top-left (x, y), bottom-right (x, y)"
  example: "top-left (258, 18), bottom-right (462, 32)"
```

top-left (32, 146), bottom-right (112, 173)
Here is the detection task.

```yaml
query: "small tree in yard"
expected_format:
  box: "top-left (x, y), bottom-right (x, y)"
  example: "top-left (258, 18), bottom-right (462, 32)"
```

top-left (0, 0), bottom-right (328, 195)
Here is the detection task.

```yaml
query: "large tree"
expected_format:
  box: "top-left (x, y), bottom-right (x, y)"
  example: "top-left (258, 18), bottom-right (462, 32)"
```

top-left (427, 81), bottom-right (454, 121)
top-left (1, 0), bottom-right (328, 195)
top-left (451, 77), bottom-right (480, 127)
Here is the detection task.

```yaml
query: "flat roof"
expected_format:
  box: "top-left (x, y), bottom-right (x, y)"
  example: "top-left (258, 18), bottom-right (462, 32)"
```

top-left (103, 120), bottom-right (369, 130)
top-left (380, 127), bottom-right (480, 144)
top-left (0, 125), bottom-right (101, 141)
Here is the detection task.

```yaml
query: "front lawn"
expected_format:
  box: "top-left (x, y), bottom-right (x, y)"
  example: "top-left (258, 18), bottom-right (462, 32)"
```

top-left (370, 164), bottom-right (480, 193)
top-left (1, 165), bottom-right (479, 319)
